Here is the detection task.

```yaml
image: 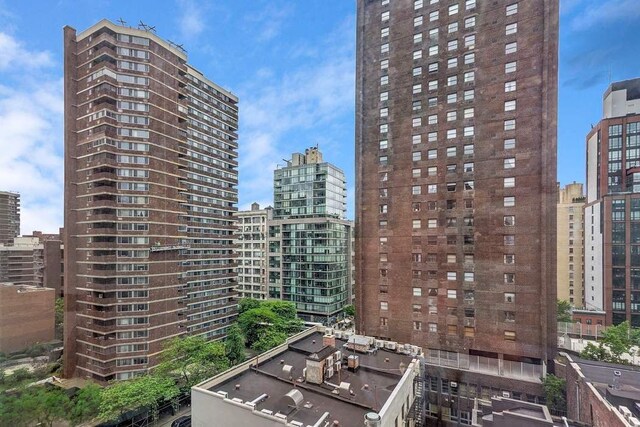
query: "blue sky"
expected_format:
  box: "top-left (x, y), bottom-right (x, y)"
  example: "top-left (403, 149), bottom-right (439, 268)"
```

top-left (0, 0), bottom-right (638, 233)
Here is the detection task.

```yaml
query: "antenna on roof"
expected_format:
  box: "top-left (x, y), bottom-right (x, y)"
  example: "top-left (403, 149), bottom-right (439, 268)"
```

top-left (117, 18), bottom-right (127, 26)
top-left (138, 20), bottom-right (150, 31)
top-left (176, 43), bottom-right (187, 53)
top-left (148, 25), bottom-right (157, 33)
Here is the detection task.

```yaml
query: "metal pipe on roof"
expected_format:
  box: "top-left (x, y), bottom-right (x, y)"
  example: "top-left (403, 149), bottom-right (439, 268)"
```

top-left (311, 412), bottom-right (330, 427)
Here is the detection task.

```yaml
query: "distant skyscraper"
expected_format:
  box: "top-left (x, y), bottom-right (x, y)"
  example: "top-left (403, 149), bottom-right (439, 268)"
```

top-left (0, 191), bottom-right (20, 245)
top-left (355, 0), bottom-right (558, 419)
top-left (63, 20), bottom-right (238, 381)
top-left (234, 203), bottom-right (272, 300)
top-left (557, 183), bottom-right (585, 308)
top-left (268, 148), bottom-right (352, 324)
top-left (585, 78), bottom-right (640, 326)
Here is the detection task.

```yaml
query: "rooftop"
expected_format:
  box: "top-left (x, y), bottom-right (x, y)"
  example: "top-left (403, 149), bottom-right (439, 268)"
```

top-left (196, 328), bottom-right (418, 427)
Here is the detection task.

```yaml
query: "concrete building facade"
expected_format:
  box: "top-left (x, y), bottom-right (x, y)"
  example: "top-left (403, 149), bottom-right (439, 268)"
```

top-left (0, 283), bottom-right (55, 353)
top-left (585, 78), bottom-right (640, 326)
top-left (268, 148), bottom-right (352, 324)
top-left (63, 20), bottom-right (238, 381)
top-left (557, 183), bottom-right (585, 307)
top-left (235, 203), bottom-right (272, 300)
top-left (0, 191), bottom-right (20, 245)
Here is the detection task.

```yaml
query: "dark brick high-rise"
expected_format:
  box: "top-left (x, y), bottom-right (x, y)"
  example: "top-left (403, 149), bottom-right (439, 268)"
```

top-left (64, 20), bottom-right (238, 381)
top-left (355, 1), bottom-right (558, 416)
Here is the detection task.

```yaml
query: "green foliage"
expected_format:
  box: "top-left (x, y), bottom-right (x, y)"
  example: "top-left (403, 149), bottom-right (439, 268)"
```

top-left (156, 336), bottom-right (229, 388)
top-left (261, 300), bottom-right (298, 320)
top-left (580, 321), bottom-right (640, 364)
top-left (225, 324), bottom-right (246, 366)
top-left (251, 330), bottom-right (288, 353)
top-left (238, 298), bottom-right (262, 314)
top-left (99, 376), bottom-right (179, 422)
top-left (557, 300), bottom-right (572, 323)
top-left (68, 383), bottom-right (102, 426)
top-left (542, 374), bottom-right (566, 413)
top-left (55, 297), bottom-right (64, 326)
top-left (238, 307), bottom-right (279, 346)
top-left (344, 304), bottom-right (355, 317)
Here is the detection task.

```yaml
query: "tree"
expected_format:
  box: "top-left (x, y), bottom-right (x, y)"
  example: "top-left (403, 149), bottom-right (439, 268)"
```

top-left (156, 336), bottom-right (229, 387)
top-left (21, 386), bottom-right (69, 427)
top-left (55, 298), bottom-right (64, 339)
top-left (579, 321), bottom-right (640, 364)
top-left (68, 383), bottom-right (102, 426)
top-left (251, 330), bottom-right (288, 353)
top-left (238, 298), bottom-right (261, 314)
top-left (261, 300), bottom-right (297, 320)
top-left (344, 304), bottom-right (355, 317)
top-left (237, 307), bottom-right (279, 346)
top-left (557, 300), bottom-right (572, 323)
top-left (580, 342), bottom-right (609, 362)
top-left (542, 374), bottom-right (566, 414)
top-left (225, 324), bottom-right (246, 366)
top-left (99, 376), bottom-right (179, 422)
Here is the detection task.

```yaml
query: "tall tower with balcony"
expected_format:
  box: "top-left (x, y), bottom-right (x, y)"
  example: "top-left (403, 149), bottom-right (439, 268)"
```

top-left (63, 20), bottom-right (238, 381)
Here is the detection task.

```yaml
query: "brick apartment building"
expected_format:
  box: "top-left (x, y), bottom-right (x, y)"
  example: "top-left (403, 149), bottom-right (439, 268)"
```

top-left (63, 20), bottom-right (238, 381)
top-left (0, 191), bottom-right (20, 245)
top-left (355, 0), bottom-right (558, 423)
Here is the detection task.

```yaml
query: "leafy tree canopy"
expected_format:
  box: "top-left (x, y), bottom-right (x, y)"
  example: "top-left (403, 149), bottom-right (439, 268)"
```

top-left (557, 300), bottom-right (572, 323)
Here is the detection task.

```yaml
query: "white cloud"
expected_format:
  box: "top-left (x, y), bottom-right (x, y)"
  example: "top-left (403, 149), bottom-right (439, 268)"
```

top-left (570, 0), bottom-right (640, 30)
top-left (245, 4), bottom-right (293, 43)
top-left (0, 32), bottom-right (62, 234)
top-left (237, 17), bottom-right (355, 208)
top-left (176, 0), bottom-right (205, 40)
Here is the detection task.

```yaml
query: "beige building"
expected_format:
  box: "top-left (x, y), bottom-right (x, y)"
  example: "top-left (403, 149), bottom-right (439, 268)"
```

top-left (0, 283), bottom-right (55, 353)
top-left (557, 183), bottom-right (585, 307)
top-left (234, 203), bottom-right (272, 300)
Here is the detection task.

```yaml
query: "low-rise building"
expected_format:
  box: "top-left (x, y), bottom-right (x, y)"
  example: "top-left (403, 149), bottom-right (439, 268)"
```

top-left (0, 283), bottom-right (55, 353)
top-left (192, 325), bottom-right (423, 427)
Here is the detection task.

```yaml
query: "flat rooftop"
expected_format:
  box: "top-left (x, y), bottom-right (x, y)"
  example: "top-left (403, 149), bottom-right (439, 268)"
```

top-left (208, 331), bottom-right (415, 426)
top-left (574, 356), bottom-right (640, 393)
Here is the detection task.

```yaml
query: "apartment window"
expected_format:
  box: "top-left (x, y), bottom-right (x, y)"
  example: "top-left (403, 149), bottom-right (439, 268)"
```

top-left (380, 253), bottom-right (388, 262)
top-left (464, 180), bottom-right (474, 190)
top-left (448, 40), bottom-right (458, 51)
top-left (447, 129), bottom-right (457, 139)
top-left (381, 75), bottom-right (389, 85)
top-left (504, 215), bottom-right (515, 226)
top-left (504, 235), bottom-right (515, 245)
top-left (427, 219), bottom-right (437, 229)
top-left (464, 108), bottom-right (474, 119)
top-left (464, 34), bottom-right (476, 49)
top-left (413, 151), bottom-right (422, 161)
top-left (380, 317), bottom-right (388, 326)
top-left (447, 182), bottom-right (457, 192)
top-left (429, 11), bottom-right (439, 21)
top-left (413, 100), bottom-right (422, 112)
top-left (428, 114), bottom-right (438, 125)
top-left (379, 140), bottom-right (388, 149)
top-left (413, 117), bottom-right (422, 127)
top-left (505, 61), bottom-right (517, 73)
top-left (414, 321), bottom-right (422, 331)
top-left (381, 43), bottom-right (389, 54)
top-left (428, 132), bottom-right (437, 142)
top-left (464, 272), bottom-right (475, 282)
top-left (464, 144), bottom-right (474, 155)
top-left (381, 11), bottom-right (390, 22)
top-left (505, 81), bottom-right (517, 92)
top-left (428, 149), bottom-right (437, 159)
top-left (447, 164), bottom-right (457, 173)
top-left (413, 50), bottom-right (423, 60)
top-left (506, 23), bottom-right (518, 35)
top-left (413, 84), bottom-right (423, 94)
top-left (382, 0), bottom-right (389, 4)
top-left (464, 126), bottom-right (475, 137)
top-left (380, 59), bottom-right (389, 70)
top-left (413, 168), bottom-right (421, 178)
top-left (504, 119), bottom-right (516, 131)
top-left (506, 3), bottom-right (518, 15)
top-left (447, 75), bottom-right (458, 87)
top-left (505, 312), bottom-right (516, 322)
top-left (413, 66), bottom-right (423, 76)
top-left (505, 100), bottom-right (516, 111)
top-left (414, 16), bottom-right (423, 27)
top-left (448, 289), bottom-right (457, 299)
top-left (428, 184), bottom-right (437, 194)
top-left (464, 89), bottom-right (475, 101)
top-left (449, 4), bottom-right (459, 14)
top-left (414, 0), bottom-right (424, 9)
top-left (412, 185), bottom-right (422, 195)
top-left (429, 323), bottom-right (437, 332)
top-left (464, 53), bottom-right (475, 65)
top-left (447, 271), bottom-right (457, 281)
top-left (413, 134), bottom-right (422, 144)
top-left (465, 16), bottom-right (476, 28)
top-left (380, 301), bottom-right (388, 310)
top-left (447, 111), bottom-right (457, 122)
top-left (464, 162), bottom-right (474, 172)
top-left (414, 33), bottom-right (423, 44)
top-left (504, 138), bottom-right (516, 149)
top-left (464, 71), bottom-right (475, 83)
top-left (381, 27), bottom-right (389, 38)
top-left (504, 254), bottom-right (515, 264)
top-left (504, 331), bottom-right (516, 341)
top-left (413, 219), bottom-right (421, 229)
top-left (380, 204), bottom-right (388, 213)
top-left (428, 45), bottom-right (439, 56)
top-left (380, 124), bottom-right (388, 133)
top-left (447, 93), bottom-right (458, 103)
top-left (413, 287), bottom-right (423, 297)
top-left (380, 91), bottom-right (389, 102)
top-left (504, 177), bottom-right (515, 188)
top-left (504, 158), bottom-right (516, 169)
top-left (505, 42), bottom-right (518, 54)
top-left (504, 196), bottom-right (515, 207)
top-left (380, 107), bottom-right (389, 118)
top-left (428, 166), bottom-right (437, 176)
top-left (428, 62), bottom-right (439, 73)
top-left (448, 22), bottom-right (459, 33)
top-left (413, 304), bottom-right (422, 313)
top-left (447, 146), bottom-right (457, 157)
top-left (505, 293), bottom-right (515, 303)
top-left (381, 172), bottom-right (388, 181)
top-left (447, 58), bottom-right (458, 69)
top-left (466, 0), bottom-right (476, 9)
